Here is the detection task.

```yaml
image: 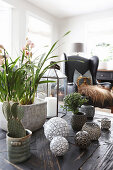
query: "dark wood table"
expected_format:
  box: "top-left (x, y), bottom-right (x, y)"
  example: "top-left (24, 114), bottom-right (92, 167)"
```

top-left (97, 69), bottom-right (113, 85)
top-left (0, 111), bottom-right (113, 170)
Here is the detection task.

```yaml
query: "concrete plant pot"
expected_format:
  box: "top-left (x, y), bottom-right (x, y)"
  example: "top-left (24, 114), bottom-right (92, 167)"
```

top-left (7, 129), bottom-right (32, 163)
top-left (0, 98), bottom-right (47, 132)
top-left (71, 112), bottom-right (87, 131)
top-left (79, 105), bottom-right (95, 119)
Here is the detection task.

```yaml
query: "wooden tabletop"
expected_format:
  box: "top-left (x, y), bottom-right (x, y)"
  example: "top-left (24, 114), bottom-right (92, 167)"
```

top-left (0, 111), bottom-right (113, 170)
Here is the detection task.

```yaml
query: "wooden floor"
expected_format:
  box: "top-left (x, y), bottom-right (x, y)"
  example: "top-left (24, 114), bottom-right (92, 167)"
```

top-left (0, 110), bottom-right (113, 170)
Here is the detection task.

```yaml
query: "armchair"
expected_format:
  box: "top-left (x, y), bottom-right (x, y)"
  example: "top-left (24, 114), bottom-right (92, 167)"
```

top-left (63, 53), bottom-right (113, 112)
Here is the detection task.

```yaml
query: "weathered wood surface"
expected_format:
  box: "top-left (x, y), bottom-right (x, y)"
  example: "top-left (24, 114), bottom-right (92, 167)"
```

top-left (0, 111), bottom-right (113, 170)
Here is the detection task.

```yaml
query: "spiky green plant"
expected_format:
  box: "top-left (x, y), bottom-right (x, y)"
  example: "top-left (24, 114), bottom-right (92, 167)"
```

top-left (62, 93), bottom-right (88, 114)
top-left (19, 31), bottom-right (71, 105)
top-left (2, 101), bottom-right (26, 138)
top-left (0, 50), bottom-right (27, 102)
top-left (0, 31), bottom-right (70, 105)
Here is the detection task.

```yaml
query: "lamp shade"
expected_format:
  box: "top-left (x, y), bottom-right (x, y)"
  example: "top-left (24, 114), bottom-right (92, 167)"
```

top-left (73, 43), bottom-right (84, 53)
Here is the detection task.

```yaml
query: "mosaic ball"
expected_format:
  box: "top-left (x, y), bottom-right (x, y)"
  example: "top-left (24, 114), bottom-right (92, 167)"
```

top-left (75, 131), bottom-right (91, 149)
top-left (101, 118), bottom-right (111, 130)
top-left (82, 122), bottom-right (101, 141)
top-left (44, 117), bottom-right (69, 141)
top-left (50, 136), bottom-right (69, 156)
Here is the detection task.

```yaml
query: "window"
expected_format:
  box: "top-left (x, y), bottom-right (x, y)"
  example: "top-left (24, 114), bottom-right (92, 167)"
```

top-left (0, 1), bottom-right (11, 55)
top-left (27, 15), bottom-right (52, 60)
top-left (86, 18), bottom-right (113, 61)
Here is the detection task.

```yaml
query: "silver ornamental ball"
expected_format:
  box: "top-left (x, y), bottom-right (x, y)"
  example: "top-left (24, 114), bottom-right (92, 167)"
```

top-left (101, 118), bottom-right (111, 130)
top-left (44, 117), bottom-right (69, 141)
top-left (50, 136), bottom-right (69, 156)
top-left (75, 131), bottom-right (91, 149)
top-left (82, 122), bottom-right (101, 141)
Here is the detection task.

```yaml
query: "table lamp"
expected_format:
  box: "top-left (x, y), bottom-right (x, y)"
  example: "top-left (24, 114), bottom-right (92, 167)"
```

top-left (73, 43), bottom-right (84, 55)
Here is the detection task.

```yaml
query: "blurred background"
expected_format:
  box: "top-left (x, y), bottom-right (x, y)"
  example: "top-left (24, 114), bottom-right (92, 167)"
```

top-left (0, 0), bottom-right (113, 69)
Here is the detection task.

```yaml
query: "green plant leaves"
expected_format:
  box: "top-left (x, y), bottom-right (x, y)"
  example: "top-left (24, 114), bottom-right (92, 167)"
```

top-left (63, 31), bottom-right (71, 37)
top-left (8, 119), bottom-right (26, 138)
top-left (62, 93), bottom-right (88, 114)
top-left (17, 106), bottom-right (24, 120)
top-left (11, 102), bottom-right (19, 118)
top-left (0, 31), bottom-right (71, 105)
top-left (2, 101), bottom-right (11, 121)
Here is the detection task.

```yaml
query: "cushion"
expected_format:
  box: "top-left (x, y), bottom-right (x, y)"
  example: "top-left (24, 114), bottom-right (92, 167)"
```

top-left (77, 76), bottom-right (91, 87)
top-left (78, 85), bottom-right (113, 107)
top-left (73, 70), bottom-right (92, 85)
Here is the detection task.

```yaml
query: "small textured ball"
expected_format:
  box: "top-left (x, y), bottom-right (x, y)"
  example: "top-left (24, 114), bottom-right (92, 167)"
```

top-left (50, 136), bottom-right (69, 156)
top-left (101, 118), bottom-right (111, 130)
top-left (75, 131), bottom-right (91, 149)
top-left (44, 117), bottom-right (69, 141)
top-left (82, 122), bottom-right (101, 141)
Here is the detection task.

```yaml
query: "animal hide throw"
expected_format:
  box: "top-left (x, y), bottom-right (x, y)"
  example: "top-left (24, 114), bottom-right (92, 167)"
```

top-left (78, 85), bottom-right (113, 107)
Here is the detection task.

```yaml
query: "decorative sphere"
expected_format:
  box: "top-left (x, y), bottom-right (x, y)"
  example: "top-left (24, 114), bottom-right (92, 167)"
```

top-left (44, 117), bottom-right (69, 141)
top-left (101, 118), bottom-right (111, 130)
top-left (50, 136), bottom-right (69, 156)
top-left (82, 122), bottom-right (101, 141)
top-left (75, 131), bottom-right (91, 149)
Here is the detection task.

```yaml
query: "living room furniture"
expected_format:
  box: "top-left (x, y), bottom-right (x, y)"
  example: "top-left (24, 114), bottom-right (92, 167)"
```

top-left (0, 111), bottom-right (113, 170)
top-left (63, 54), bottom-right (113, 111)
top-left (97, 69), bottom-right (113, 85)
top-left (64, 53), bottom-right (112, 90)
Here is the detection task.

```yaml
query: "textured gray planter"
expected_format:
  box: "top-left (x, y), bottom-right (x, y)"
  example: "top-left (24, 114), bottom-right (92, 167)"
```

top-left (0, 99), bottom-right (47, 132)
top-left (101, 118), bottom-right (111, 130)
top-left (71, 112), bottom-right (87, 131)
top-left (7, 129), bottom-right (32, 163)
top-left (79, 105), bottom-right (95, 119)
top-left (82, 122), bottom-right (101, 141)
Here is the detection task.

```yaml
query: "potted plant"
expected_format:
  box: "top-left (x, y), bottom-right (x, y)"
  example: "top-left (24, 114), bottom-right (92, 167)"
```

top-left (0, 46), bottom-right (32, 131)
top-left (62, 92), bottom-right (88, 131)
top-left (2, 101), bottom-right (32, 163)
top-left (0, 31), bottom-right (70, 131)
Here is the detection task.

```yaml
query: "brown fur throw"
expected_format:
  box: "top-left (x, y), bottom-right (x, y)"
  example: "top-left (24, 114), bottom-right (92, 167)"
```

top-left (78, 85), bottom-right (113, 107)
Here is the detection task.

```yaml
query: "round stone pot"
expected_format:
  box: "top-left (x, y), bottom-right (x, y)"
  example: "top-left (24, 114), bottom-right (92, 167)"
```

top-left (71, 112), bottom-right (87, 131)
top-left (101, 118), bottom-right (111, 130)
top-left (80, 105), bottom-right (95, 119)
top-left (82, 122), bottom-right (101, 141)
top-left (0, 98), bottom-right (47, 132)
top-left (7, 129), bottom-right (32, 163)
top-left (75, 131), bottom-right (91, 149)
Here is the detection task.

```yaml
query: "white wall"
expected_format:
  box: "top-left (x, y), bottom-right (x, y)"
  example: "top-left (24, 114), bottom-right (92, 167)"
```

top-left (4, 0), bottom-right (113, 61)
top-left (59, 9), bottom-right (113, 56)
top-left (4, 0), bottom-right (60, 59)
